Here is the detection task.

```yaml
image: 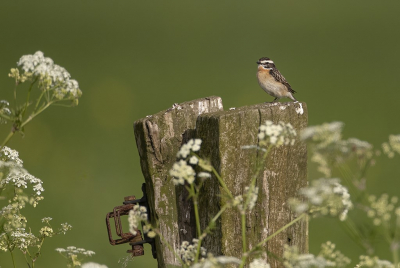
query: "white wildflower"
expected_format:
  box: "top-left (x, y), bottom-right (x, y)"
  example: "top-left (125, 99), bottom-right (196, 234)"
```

top-left (197, 172), bottom-right (211, 178)
top-left (39, 226), bottom-right (53, 237)
top-left (382, 135), bottom-right (400, 158)
top-left (191, 254), bottom-right (241, 268)
top-left (59, 223), bottom-right (73, 234)
top-left (12, 51), bottom-right (82, 102)
top-left (283, 242), bottom-right (350, 268)
top-left (245, 185), bottom-right (259, 211)
top-left (176, 238), bottom-right (207, 265)
top-left (41, 217), bottom-right (52, 223)
top-left (289, 178), bottom-right (353, 221)
top-left (258, 120), bottom-right (296, 147)
top-left (189, 156), bottom-right (199, 165)
top-left (170, 160), bottom-right (196, 185)
top-left (128, 204), bottom-right (153, 237)
top-left (356, 255), bottom-right (394, 268)
top-left (81, 262), bottom-right (108, 268)
top-left (250, 258), bottom-right (270, 268)
top-left (177, 139), bottom-right (202, 158)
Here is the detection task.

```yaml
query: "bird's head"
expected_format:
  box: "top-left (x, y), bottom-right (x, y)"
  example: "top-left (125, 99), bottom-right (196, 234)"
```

top-left (257, 57), bottom-right (275, 70)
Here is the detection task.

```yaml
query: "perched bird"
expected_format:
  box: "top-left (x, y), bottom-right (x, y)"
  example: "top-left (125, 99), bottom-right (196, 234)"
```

top-left (256, 57), bottom-right (297, 102)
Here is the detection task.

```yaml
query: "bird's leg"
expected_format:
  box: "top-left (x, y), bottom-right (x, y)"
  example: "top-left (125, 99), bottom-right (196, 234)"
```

top-left (273, 97), bottom-right (278, 102)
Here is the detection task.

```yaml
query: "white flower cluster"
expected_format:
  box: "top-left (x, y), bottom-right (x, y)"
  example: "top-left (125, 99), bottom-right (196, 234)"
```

top-left (382, 134), bottom-right (400, 158)
top-left (41, 217), bottom-right (53, 223)
top-left (232, 185), bottom-right (259, 213)
top-left (170, 139), bottom-right (211, 185)
top-left (176, 238), bottom-right (206, 265)
top-left (0, 100), bottom-right (11, 124)
top-left (249, 258), bottom-right (271, 268)
top-left (355, 255), bottom-right (394, 268)
top-left (258, 120), bottom-right (297, 147)
top-left (301, 122), bottom-right (373, 177)
top-left (283, 242), bottom-right (350, 268)
top-left (289, 178), bottom-right (353, 221)
top-left (12, 229), bottom-right (39, 251)
top-left (81, 262), bottom-right (108, 268)
top-left (191, 254), bottom-right (240, 268)
top-left (1, 146), bottom-right (23, 166)
top-left (55, 246), bottom-right (96, 256)
top-left (170, 160), bottom-right (196, 185)
top-left (128, 204), bottom-right (155, 238)
top-left (39, 226), bottom-right (54, 237)
top-left (59, 222), bottom-right (73, 235)
top-left (10, 51), bottom-right (82, 102)
top-left (366, 194), bottom-right (399, 226)
top-left (177, 139), bottom-right (202, 158)
top-left (0, 146), bottom-right (44, 206)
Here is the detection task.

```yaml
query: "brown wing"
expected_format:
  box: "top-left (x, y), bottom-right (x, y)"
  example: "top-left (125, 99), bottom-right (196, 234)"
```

top-left (270, 68), bottom-right (296, 94)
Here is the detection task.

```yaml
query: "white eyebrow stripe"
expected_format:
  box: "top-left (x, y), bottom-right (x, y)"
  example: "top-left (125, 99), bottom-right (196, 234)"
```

top-left (264, 60), bottom-right (274, 64)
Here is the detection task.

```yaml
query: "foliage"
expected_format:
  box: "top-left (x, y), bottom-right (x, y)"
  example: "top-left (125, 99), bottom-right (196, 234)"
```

top-left (0, 52), bottom-right (105, 268)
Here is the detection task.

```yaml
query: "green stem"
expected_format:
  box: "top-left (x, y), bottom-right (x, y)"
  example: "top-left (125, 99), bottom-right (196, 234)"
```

top-left (241, 212), bottom-right (247, 253)
top-left (191, 184), bottom-right (203, 262)
top-left (21, 78), bottom-right (38, 118)
top-left (211, 167), bottom-right (233, 199)
top-left (1, 102), bottom-right (52, 149)
top-left (10, 250), bottom-right (16, 268)
top-left (253, 213), bottom-right (306, 252)
top-left (239, 213), bottom-right (306, 268)
top-left (1, 131), bottom-right (15, 149)
top-left (239, 145), bottom-right (272, 257)
top-left (34, 91), bottom-right (46, 112)
top-left (20, 102), bottom-right (52, 129)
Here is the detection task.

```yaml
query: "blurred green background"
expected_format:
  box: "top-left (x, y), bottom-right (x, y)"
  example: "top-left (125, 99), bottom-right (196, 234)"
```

top-left (1, 0), bottom-right (400, 267)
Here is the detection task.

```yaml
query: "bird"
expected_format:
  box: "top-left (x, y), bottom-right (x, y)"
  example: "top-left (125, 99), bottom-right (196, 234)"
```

top-left (256, 57), bottom-right (297, 102)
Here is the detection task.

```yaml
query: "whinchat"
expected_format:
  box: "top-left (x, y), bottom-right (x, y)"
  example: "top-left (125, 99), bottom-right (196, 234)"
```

top-left (256, 57), bottom-right (297, 102)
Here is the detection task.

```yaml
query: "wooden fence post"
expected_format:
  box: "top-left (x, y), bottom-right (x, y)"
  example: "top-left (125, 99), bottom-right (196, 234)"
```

top-left (134, 97), bottom-right (308, 267)
top-left (196, 102), bottom-right (308, 267)
top-left (133, 96), bottom-right (224, 267)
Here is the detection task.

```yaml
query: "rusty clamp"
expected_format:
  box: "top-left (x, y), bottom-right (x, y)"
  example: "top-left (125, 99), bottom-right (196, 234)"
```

top-left (105, 183), bottom-right (156, 258)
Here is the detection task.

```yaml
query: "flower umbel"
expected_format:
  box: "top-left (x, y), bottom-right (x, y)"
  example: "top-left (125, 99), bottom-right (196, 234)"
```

top-left (289, 178), bottom-right (353, 221)
top-left (258, 120), bottom-right (297, 147)
top-left (283, 242), bottom-right (350, 268)
top-left (176, 239), bottom-right (207, 265)
top-left (10, 51), bottom-right (82, 103)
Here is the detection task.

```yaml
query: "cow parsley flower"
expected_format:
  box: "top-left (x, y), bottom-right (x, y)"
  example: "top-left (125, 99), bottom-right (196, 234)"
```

top-left (176, 139), bottom-right (202, 158)
top-left (9, 51), bottom-right (82, 103)
top-left (355, 255), bottom-right (394, 268)
top-left (366, 194), bottom-right (399, 227)
top-left (382, 135), bottom-right (400, 158)
top-left (170, 160), bottom-right (196, 185)
top-left (191, 253), bottom-right (241, 268)
top-left (301, 122), bottom-right (373, 177)
top-left (250, 258), bottom-right (270, 268)
top-left (0, 146), bottom-right (44, 207)
top-left (283, 242), bottom-right (350, 268)
top-left (128, 204), bottom-right (154, 237)
top-left (258, 120), bottom-right (297, 147)
top-left (289, 178), bottom-right (353, 221)
top-left (176, 239), bottom-right (207, 265)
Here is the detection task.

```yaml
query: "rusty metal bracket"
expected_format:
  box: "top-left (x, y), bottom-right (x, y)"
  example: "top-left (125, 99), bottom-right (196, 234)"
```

top-left (106, 183), bottom-right (156, 259)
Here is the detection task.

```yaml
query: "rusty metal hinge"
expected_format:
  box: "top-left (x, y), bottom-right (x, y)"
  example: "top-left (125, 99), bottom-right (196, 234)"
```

top-left (106, 183), bottom-right (156, 259)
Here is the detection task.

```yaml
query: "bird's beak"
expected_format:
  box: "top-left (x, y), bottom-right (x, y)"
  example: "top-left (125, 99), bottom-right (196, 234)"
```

top-left (256, 61), bottom-right (260, 64)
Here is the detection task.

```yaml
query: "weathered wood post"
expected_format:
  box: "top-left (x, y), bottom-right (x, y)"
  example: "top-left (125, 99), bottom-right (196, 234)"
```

top-left (134, 97), bottom-right (224, 267)
top-left (196, 102), bottom-right (308, 267)
top-left (133, 97), bottom-right (308, 267)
